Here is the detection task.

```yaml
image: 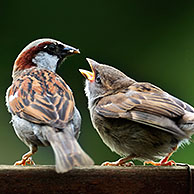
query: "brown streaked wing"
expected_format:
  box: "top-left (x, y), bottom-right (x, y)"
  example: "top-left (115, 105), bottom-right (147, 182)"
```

top-left (96, 82), bottom-right (188, 137)
top-left (8, 69), bottom-right (75, 129)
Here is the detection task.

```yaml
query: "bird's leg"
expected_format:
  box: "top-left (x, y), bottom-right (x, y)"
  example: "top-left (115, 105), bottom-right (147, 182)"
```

top-left (14, 145), bottom-right (37, 166)
top-left (101, 155), bottom-right (135, 167)
top-left (144, 146), bottom-right (177, 166)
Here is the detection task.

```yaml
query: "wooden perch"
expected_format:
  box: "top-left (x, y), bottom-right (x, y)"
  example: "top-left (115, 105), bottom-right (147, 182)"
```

top-left (0, 165), bottom-right (193, 194)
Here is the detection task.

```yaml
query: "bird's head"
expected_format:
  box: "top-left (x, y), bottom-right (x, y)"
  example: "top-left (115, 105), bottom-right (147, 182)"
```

top-left (13, 38), bottom-right (80, 78)
top-left (79, 58), bottom-right (135, 108)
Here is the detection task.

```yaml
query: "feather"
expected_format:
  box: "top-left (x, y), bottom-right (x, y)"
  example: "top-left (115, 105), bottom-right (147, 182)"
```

top-left (8, 68), bottom-right (74, 129)
top-left (43, 126), bottom-right (94, 173)
top-left (96, 82), bottom-right (192, 138)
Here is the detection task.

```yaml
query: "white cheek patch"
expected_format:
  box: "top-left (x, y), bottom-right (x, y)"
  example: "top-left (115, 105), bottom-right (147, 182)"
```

top-left (9, 91), bottom-right (18, 102)
top-left (32, 51), bottom-right (59, 72)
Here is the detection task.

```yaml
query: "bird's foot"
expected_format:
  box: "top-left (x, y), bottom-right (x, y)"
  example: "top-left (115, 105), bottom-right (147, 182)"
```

top-left (14, 157), bottom-right (35, 166)
top-left (14, 152), bottom-right (35, 166)
top-left (144, 160), bottom-right (176, 166)
top-left (14, 159), bottom-right (26, 166)
top-left (144, 146), bottom-right (177, 166)
top-left (101, 156), bottom-right (134, 167)
top-left (26, 157), bottom-right (35, 165)
top-left (102, 161), bottom-right (134, 167)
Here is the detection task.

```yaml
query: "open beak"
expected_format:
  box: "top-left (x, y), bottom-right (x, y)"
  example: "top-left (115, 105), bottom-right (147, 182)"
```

top-left (79, 58), bottom-right (95, 82)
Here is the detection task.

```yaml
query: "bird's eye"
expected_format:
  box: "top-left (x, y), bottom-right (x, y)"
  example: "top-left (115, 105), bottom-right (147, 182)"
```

top-left (95, 73), bottom-right (101, 84)
top-left (47, 43), bottom-right (56, 51)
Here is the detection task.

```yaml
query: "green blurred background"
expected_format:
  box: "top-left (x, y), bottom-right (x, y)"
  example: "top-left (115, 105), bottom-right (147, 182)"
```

top-left (1, 1), bottom-right (194, 165)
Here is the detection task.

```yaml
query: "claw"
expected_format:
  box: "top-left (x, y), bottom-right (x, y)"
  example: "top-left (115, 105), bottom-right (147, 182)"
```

top-left (101, 156), bottom-right (134, 167)
top-left (144, 160), bottom-right (176, 166)
top-left (14, 160), bottom-right (26, 166)
top-left (14, 146), bottom-right (37, 166)
top-left (26, 157), bottom-right (35, 165)
top-left (14, 154), bottom-right (35, 166)
top-left (144, 146), bottom-right (177, 166)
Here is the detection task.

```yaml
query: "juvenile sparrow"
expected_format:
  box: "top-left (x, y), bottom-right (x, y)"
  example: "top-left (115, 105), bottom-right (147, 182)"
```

top-left (79, 58), bottom-right (194, 166)
top-left (6, 38), bottom-right (93, 173)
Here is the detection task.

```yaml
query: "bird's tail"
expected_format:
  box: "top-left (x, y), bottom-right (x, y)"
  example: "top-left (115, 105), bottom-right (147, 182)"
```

top-left (43, 126), bottom-right (94, 173)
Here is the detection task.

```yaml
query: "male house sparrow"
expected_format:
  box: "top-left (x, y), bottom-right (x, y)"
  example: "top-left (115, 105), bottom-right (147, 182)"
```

top-left (6, 38), bottom-right (93, 173)
top-left (80, 58), bottom-right (194, 166)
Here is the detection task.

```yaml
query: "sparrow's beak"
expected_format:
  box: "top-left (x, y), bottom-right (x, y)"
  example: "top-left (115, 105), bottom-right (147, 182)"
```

top-left (79, 58), bottom-right (95, 82)
top-left (63, 47), bottom-right (80, 55)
